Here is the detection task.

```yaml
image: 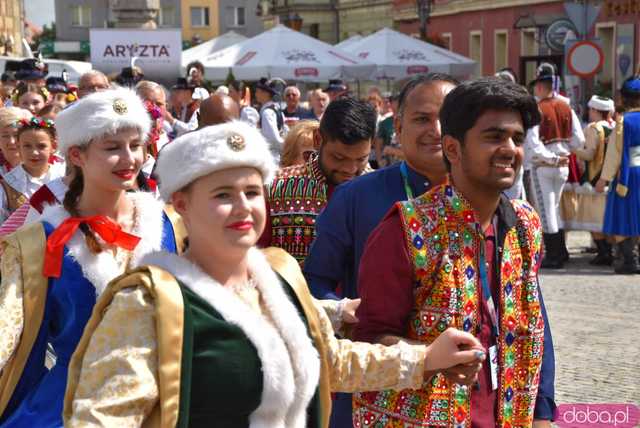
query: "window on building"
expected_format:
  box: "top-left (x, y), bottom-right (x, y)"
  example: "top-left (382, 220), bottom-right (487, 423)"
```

top-left (158, 6), bottom-right (176, 27)
top-left (469, 31), bottom-right (482, 77)
top-left (234, 7), bottom-right (246, 27)
top-left (596, 23), bottom-right (615, 89)
top-left (191, 7), bottom-right (210, 28)
top-left (521, 29), bottom-right (537, 84)
top-left (441, 33), bottom-right (452, 51)
top-left (71, 5), bottom-right (92, 27)
top-left (310, 23), bottom-right (319, 39)
top-left (494, 30), bottom-right (508, 73)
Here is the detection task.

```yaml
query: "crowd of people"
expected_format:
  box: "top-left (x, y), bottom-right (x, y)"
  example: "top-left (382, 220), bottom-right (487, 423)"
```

top-left (0, 53), bottom-right (638, 428)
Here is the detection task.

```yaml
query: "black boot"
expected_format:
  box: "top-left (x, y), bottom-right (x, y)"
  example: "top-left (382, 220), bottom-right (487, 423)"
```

top-left (614, 239), bottom-right (639, 274)
top-left (558, 229), bottom-right (570, 262)
top-left (541, 233), bottom-right (564, 269)
top-left (589, 240), bottom-right (613, 266)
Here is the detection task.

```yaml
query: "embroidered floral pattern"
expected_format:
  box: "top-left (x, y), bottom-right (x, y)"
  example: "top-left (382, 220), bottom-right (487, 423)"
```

top-left (353, 185), bottom-right (545, 428)
top-left (0, 241), bottom-right (24, 370)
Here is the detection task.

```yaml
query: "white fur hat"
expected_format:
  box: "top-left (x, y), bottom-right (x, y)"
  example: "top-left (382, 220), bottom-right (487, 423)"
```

top-left (156, 120), bottom-right (277, 201)
top-left (587, 95), bottom-right (615, 113)
top-left (55, 88), bottom-right (151, 155)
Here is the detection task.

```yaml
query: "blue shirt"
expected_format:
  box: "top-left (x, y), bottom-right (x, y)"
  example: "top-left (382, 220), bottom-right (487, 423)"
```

top-left (303, 162), bottom-right (557, 421)
top-left (304, 162), bottom-right (430, 301)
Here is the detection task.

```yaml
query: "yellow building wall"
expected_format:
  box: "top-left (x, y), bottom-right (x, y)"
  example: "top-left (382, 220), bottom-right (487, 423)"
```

top-left (338, 0), bottom-right (392, 40)
top-left (181, 0), bottom-right (219, 42)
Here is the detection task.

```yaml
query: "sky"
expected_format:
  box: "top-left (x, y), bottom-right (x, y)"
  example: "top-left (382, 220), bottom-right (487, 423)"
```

top-left (24, 0), bottom-right (56, 28)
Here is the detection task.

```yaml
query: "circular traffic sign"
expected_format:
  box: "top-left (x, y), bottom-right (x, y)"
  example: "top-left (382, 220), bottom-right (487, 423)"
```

top-left (546, 19), bottom-right (576, 52)
top-left (567, 41), bottom-right (604, 78)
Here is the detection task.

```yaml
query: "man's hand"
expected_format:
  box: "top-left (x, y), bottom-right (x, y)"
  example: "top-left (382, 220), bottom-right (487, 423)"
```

top-left (595, 178), bottom-right (608, 193)
top-left (533, 419), bottom-right (552, 428)
top-left (557, 156), bottom-right (570, 166)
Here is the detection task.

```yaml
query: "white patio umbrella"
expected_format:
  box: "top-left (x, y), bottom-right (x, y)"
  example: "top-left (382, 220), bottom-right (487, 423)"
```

top-left (335, 35), bottom-right (363, 51)
top-left (182, 31), bottom-right (247, 72)
top-left (200, 25), bottom-right (374, 81)
top-left (344, 27), bottom-right (476, 79)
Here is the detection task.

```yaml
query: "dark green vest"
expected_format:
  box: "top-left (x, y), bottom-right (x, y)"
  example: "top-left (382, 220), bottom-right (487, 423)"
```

top-left (175, 274), bottom-right (322, 428)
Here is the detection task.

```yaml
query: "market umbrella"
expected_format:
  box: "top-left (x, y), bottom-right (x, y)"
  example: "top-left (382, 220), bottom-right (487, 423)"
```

top-left (343, 27), bottom-right (476, 79)
top-left (335, 34), bottom-right (363, 51)
top-left (200, 25), bottom-right (374, 81)
top-left (182, 31), bottom-right (247, 72)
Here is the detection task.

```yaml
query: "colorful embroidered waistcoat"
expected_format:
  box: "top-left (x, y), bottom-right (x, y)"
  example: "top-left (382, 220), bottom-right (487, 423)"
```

top-left (353, 185), bottom-right (545, 428)
top-left (266, 153), bottom-right (328, 264)
top-left (539, 97), bottom-right (572, 145)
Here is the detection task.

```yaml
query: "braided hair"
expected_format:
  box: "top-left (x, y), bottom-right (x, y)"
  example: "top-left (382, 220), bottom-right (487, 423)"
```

top-left (62, 165), bottom-right (102, 254)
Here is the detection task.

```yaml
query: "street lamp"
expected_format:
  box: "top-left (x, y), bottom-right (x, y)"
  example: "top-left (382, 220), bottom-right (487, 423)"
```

top-left (416, 0), bottom-right (432, 41)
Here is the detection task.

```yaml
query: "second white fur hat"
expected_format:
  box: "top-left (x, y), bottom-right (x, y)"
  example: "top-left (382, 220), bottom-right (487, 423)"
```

top-left (155, 121), bottom-right (277, 201)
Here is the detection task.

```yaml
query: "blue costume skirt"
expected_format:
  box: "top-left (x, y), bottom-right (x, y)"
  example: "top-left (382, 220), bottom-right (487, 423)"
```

top-left (602, 167), bottom-right (640, 236)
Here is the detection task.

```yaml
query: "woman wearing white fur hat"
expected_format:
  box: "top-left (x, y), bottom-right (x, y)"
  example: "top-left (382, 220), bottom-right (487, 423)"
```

top-left (0, 88), bottom-right (183, 427)
top-left (64, 121), bottom-right (486, 428)
top-left (571, 95), bottom-right (616, 264)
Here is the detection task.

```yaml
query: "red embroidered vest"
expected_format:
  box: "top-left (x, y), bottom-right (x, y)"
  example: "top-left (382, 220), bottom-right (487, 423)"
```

top-left (353, 185), bottom-right (545, 427)
top-left (266, 154), bottom-right (328, 265)
top-left (538, 97), bottom-right (572, 145)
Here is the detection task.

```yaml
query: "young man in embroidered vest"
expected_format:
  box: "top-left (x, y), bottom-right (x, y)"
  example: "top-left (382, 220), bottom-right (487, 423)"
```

top-left (303, 73), bottom-right (460, 428)
top-left (595, 75), bottom-right (640, 274)
top-left (525, 63), bottom-right (585, 269)
top-left (353, 78), bottom-right (557, 427)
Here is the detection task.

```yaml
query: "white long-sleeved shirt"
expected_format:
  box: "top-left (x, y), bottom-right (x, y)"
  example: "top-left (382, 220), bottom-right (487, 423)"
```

top-left (523, 105), bottom-right (585, 170)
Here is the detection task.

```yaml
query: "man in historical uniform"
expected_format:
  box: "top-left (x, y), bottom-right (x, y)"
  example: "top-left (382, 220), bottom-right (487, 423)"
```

top-left (596, 75), bottom-right (640, 274)
top-left (526, 63), bottom-right (584, 268)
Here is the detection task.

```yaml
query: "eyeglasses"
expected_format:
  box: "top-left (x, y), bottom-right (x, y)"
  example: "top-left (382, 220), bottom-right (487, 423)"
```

top-left (285, 93), bottom-right (297, 98)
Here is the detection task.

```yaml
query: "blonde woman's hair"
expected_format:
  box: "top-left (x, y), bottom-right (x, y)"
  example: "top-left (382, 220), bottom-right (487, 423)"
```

top-left (0, 106), bottom-right (32, 128)
top-left (280, 120), bottom-right (319, 167)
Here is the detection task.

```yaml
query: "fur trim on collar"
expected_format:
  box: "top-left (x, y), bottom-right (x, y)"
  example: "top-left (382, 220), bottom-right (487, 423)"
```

top-left (140, 249), bottom-right (320, 428)
top-left (39, 192), bottom-right (166, 296)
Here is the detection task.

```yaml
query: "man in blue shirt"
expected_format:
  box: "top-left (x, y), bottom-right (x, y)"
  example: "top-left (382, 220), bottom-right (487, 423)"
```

top-left (304, 73), bottom-right (557, 427)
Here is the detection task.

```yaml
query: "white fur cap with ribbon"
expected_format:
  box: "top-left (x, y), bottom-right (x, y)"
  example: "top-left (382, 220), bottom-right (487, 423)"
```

top-left (587, 95), bottom-right (615, 113)
top-left (156, 120), bottom-right (277, 201)
top-left (55, 88), bottom-right (151, 155)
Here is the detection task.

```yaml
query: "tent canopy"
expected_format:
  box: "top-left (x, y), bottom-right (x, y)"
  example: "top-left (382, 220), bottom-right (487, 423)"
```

top-left (182, 31), bottom-right (247, 70)
top-left (343, 27), bottom-right (476, 79)
top-left (200, 25), bottom-right (374, 81)
top-left (335, 34), bottom-right (363, 51)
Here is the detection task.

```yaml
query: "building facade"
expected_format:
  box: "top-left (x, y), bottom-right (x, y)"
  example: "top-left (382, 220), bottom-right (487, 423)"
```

top-left (258, 0), bottom-right (392, 44)
top-left (218, 0), bottom-right (263, 38)
top-left (0, 0), bottom-right (24, 56)
top-left (394, 0), bottom-right (640, 94)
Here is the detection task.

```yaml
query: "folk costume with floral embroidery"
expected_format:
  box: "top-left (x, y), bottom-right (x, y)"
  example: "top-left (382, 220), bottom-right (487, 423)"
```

top-left (353, 184), bottom-right (545, 427)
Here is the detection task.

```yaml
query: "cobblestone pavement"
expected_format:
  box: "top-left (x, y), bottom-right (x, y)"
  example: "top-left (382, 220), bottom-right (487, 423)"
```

top-left (539, 231), bottom-right (639, 408)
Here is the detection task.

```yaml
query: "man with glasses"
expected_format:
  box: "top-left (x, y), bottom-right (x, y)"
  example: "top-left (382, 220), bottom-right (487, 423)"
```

top-left (77, 71), bottom-right (110, 98)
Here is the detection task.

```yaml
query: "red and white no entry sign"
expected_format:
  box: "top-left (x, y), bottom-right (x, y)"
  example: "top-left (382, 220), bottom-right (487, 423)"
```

top-left (567, 41), bottom-right (604, 78)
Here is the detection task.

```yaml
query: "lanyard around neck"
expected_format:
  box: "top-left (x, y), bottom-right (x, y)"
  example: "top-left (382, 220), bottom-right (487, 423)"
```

top-left (400, 161), bottom-right (414, 199)
top-left (478, 216), bottom-right (500, 338)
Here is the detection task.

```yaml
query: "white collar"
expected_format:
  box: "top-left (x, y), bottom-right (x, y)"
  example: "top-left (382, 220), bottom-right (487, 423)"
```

top-left (140, 249), bottom-right (320, 428)
top-left (39, 191), bottom-right (167, 296)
